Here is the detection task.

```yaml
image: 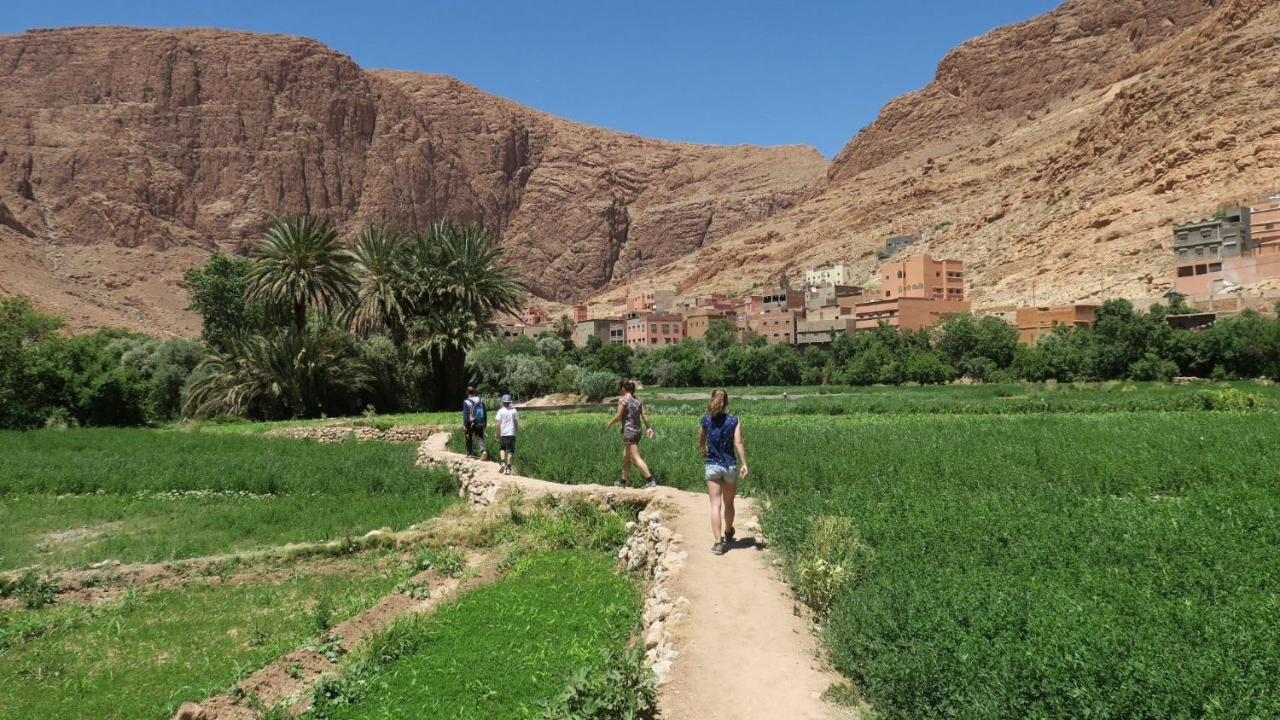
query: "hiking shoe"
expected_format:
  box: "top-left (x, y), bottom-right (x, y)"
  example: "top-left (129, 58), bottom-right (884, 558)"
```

top-left (644, 477), bottom-right (658, 489)
top-left (724, 526), bottom-right (735, 544)
top-left (711, 541), bottom-right (727, 556)
top-left (614, 479), bottom-right (626, 488)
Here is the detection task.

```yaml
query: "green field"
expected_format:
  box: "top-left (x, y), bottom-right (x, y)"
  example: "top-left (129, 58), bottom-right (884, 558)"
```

top-left (313, 550), bottom-right (641, 720)
top-left (644, 381), bottom-right (1280, 415)
top-left (0, 551), bottom-right (413, 720)
top-left (186, 411), bottom-right (457, 434)
top-left (465, 403), bottom-right (1280, 718)
top-left (0, 429), bottom-right (457, 569)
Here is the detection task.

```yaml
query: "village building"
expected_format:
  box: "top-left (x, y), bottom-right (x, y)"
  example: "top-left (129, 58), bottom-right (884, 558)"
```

top-left (1015, 305), bottom-right (1099, 345)
top-left (805, 263), bottom-right (855, 287)
top-left (683, 308), bottom-right (734, 340)
top-left (573, 318), bottom-right (625, 346)
top-left (625, 312), bottom-right (685, 347)
top-left (626, 289), bottom-right (675, 314)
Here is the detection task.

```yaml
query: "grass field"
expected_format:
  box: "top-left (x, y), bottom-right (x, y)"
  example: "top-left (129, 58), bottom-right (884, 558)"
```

top-left (313, 550), bottom-right (640, 720)
top-left (186, 411), bottom-right (457, 434)
top-left (463, 405), bottom-right (1280, 719)
top-left (644, 381), bottom-right (1280, 415)
top-left (0, 429), bottom-right (457, 570)
top-left (0, 551), bottom-right (413, 720)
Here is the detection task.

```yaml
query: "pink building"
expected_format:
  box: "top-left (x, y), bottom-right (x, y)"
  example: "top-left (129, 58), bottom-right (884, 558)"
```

top-left (625, 313), bottom-right (685, 347)
top-left (878, 255), bottom-right (965, 301)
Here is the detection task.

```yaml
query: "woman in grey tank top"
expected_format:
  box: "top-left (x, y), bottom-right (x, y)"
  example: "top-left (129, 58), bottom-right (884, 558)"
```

top-left (605, 379), bottom-right (657, 488)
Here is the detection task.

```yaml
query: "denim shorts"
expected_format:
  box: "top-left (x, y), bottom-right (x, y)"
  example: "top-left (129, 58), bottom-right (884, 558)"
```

top-left (704, 464), bottom-right (738, 485)
top-left (500, 436), bottom-right (516, 454)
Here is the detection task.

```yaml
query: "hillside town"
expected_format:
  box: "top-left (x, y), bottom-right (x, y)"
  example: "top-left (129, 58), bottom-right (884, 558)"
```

top-left (501, 193), bottom-right (1280, 348)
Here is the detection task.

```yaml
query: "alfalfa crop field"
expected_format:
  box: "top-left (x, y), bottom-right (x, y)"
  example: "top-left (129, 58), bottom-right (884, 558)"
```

top-left (457, 383), bottom-right (1280, 719)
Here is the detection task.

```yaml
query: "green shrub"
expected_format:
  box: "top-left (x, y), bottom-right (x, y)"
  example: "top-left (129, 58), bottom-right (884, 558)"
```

top-left (789, 516), bottom-right (873, 616)
top-left (410, 547), bottom-right (467, 578)
top-left (7, 570), bottom-right (60, 610)
top-left (1197, 387), bottom-right (1265, 411)
top-left (540, 647), bottom-right (657, 720)
top-left (577, 370), bottom-right (620, 402)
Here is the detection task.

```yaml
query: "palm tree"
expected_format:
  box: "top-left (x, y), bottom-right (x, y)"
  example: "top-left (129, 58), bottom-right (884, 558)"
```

top-left (396, 220), bottom-right (526, 407)
top-left (553, 314), bottom-right (574, 342)
top-left (182, 326), bottom-right (372, 420)
top-left (348, 224), bottom-right (408, 337)
top-left (245, 217), bottom-right (356, 331)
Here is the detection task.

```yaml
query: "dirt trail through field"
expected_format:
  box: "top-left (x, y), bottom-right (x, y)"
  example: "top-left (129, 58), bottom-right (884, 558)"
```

top-left (419, 434), bottom-right (848, 720)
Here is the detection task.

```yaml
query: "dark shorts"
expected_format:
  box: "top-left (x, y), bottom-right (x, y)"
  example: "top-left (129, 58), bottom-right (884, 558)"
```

top-left (500, 436), bottom-right (516, 454)
top-left (622, 429), bottom-right (642, 445)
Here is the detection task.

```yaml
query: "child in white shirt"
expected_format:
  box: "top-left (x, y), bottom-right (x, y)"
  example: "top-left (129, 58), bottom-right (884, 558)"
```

top-left (495, 394), bottom-right (520, 475)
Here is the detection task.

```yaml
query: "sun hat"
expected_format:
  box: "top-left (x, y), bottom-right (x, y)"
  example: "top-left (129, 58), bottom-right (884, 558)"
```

top-left (501, 394), bottom-right (513, 404)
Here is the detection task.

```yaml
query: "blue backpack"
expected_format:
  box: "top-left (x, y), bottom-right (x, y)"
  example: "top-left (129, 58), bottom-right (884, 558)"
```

top-left (470, 398), bottom-right (487, 426)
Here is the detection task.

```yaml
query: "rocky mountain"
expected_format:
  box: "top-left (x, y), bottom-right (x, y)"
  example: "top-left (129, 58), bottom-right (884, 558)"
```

top-left (0, 27), bottom-right (825, 334)
top-left (594, 0), bottom-right (1280, 311)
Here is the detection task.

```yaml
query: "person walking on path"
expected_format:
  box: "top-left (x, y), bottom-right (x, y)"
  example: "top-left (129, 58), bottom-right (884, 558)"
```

top-left (700, 389), bottom-right (749, 555)
top-left (495, 394), bottom-right (520, 475)
top-left (462, 387), bottom-right (489, 461)
top-left (605, 380), bottom-right (658, 489)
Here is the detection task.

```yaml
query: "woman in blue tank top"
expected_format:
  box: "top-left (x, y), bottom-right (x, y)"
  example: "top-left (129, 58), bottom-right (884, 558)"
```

top-left (699, 389), bottom-right (750, 556)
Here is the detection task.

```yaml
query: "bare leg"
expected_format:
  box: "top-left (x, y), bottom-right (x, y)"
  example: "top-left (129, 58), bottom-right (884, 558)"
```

top-left (629, 445), bottom-right (652, 480)
top-left (707, 480), bottom-right (724, 542)
top-left (622, 447), bottom-right (632, 484)
top-left (723, 482), bottom-right (737, 538)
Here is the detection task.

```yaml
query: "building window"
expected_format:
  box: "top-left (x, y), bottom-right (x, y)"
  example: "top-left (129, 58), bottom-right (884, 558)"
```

top-left (1209, 262), bottom-right (1222, 272)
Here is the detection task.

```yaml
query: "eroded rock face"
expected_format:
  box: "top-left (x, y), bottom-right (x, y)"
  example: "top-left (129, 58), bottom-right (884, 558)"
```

top-left (593, 0), bottom-right (1280, 311)
top-left (0, 27), bottom-right (825, 333)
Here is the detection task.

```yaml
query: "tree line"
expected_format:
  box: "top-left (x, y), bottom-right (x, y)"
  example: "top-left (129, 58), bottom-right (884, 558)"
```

top-left (465, 299), bottom-right (1280, 398)
top-left (1, 216), bottom-right (523, 429)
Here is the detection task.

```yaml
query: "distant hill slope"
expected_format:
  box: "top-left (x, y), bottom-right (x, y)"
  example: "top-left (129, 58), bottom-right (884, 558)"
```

top-left (0, 27), bottom-right (825, 334)
top-left (592, 0), bottom-right (1279, 310)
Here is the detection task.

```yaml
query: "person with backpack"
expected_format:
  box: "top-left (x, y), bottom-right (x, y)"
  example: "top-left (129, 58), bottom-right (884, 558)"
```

top-left (462, 387), bottom-right (489, 460)
top-left (699, 389), bottom-right (750, 556)
top-left (495, 394), bottom-right (520, 475)
top-left (605, 379), bottom-right (658, 488)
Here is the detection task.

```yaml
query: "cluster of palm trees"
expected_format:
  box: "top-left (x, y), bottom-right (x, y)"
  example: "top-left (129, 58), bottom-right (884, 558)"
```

top-left (184, 217), bottom-right (525, 419)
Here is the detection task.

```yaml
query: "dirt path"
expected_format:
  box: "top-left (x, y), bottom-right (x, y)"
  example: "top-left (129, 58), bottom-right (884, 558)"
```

top-left (419, 434), bottom-right (848, 720)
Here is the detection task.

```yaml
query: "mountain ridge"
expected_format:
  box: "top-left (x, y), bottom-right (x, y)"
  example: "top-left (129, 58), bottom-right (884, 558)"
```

top-left (0, 26), bottom-right (824, 333)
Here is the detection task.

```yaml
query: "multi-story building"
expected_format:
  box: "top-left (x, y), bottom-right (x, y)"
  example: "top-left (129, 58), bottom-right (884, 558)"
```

top-left (805, 284), bottom-right (863, 310)
top-left (683, 309), bottom-right (733, 340)
top-left (735, 294), bottom-right (765, 317)
top-left (625, 313), bottom-right (685, 347)
top-left (626, 289), bottom-right (675, 314)
top-left (1173, 207), bottom-right (1252, 266)
top-left (1251, 196), bottom-right (1280, 250)
top-left (749, 308), bottom-right (799, 345)
top-left (805, 263), bottom-right (855, 287)
top-left (1014, 305), bottom-right (1098, 345)
top-left (1169, 207), bottom-right (1280, 296)
top-left (852, 297), bottom-right (970, 332)
top-left (762, 289), bottom-right (805, 311)
top-left (796, 317), bottom-right (856, 346)
top-left (877, 255), bottom-right (965, 301)
top-left (884, 235), bottom-right (917, 257)
top-left (573, 318), bottom-right (625, 347)
top-left (522, 307), bottom-right (549, 326)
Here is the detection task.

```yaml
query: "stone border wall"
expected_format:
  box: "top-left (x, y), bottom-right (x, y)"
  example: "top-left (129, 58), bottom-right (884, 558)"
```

top-left (265, 424), bottom-right (445, 444)
top-left (619, 506), bottom-right (687, 684)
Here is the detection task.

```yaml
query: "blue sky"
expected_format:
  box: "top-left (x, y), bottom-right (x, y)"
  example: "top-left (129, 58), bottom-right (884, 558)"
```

top-left (2, 0), bottom-right (1063, 157)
